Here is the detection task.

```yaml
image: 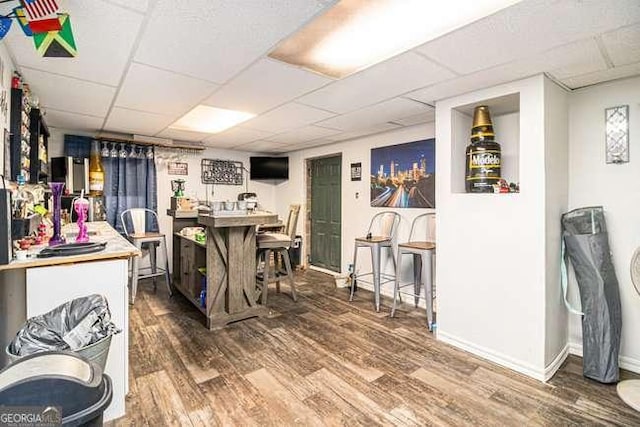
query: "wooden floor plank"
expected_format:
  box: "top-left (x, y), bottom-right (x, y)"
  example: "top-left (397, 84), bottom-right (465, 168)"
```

top-left (114, 270), bottom-right (640, 426)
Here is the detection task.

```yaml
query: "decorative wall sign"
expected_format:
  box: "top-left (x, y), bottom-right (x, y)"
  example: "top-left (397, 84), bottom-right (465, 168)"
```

top-left (605, 105), bottom-right (629, 164)
top-left (350, 162), bottom-right (362, 181)
top-left (201, 159), bottom-right (243, 185)
top-left (168, 161), bottom-right (188, 175)
top-left (370, 138), bottom-right (435, 208)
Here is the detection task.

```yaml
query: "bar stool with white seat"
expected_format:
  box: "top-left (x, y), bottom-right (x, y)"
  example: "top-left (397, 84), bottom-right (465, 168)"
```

top-left (256, 204), bottom-right (300, 304)
top-left (391, 212), bottom-right (436, 330)
top-left (120, 208), bottom-right (172, 304)
top-left (349, 211), bottom-right (401, 312)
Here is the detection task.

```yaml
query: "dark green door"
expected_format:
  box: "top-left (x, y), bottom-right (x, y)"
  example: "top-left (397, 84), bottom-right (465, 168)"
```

top-left (310, 155), bottom-right (341, 272)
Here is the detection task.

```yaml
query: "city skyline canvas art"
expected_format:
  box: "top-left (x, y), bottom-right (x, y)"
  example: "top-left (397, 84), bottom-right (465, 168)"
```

top-left (370, 138), bottom-right (435, 208)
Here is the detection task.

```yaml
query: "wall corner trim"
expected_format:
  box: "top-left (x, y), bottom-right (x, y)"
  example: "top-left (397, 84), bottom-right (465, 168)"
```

top-left (544, 344), bottom-right (570, 382)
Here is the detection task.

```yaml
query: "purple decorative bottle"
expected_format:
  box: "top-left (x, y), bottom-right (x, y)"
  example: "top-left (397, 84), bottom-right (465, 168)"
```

top-left (49, 182), bottom-right (66, 246)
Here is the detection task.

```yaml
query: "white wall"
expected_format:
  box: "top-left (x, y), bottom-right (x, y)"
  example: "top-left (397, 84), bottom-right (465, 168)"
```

top-left (276, 123), bottom-right (436, 296)
top-left (568, 76), bottom-right (640, 373)
top-left (0, 43), bottom-right (15, 182)
top-left (543, 78), bottom-right (569, 367)
top-left (436, 75), bottom-right (554, 380)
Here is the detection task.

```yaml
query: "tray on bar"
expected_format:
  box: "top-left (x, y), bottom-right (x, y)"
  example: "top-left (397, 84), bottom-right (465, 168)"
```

top-left (37, 242), bottom-right (107, 258)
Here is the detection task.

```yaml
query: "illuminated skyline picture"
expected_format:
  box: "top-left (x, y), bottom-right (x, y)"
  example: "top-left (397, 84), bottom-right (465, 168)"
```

top-left (370, 138), bottom-right (435, 208)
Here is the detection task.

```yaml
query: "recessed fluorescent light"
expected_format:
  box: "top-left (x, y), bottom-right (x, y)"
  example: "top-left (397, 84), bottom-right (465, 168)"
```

top-left (269, 0), bottom-right (522, 79)
top-left (170, 105), bottom-right (255, 134)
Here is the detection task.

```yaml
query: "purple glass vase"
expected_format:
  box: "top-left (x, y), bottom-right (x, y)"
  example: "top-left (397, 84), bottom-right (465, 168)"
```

top-left (49, 182), bottom-right (66, 246)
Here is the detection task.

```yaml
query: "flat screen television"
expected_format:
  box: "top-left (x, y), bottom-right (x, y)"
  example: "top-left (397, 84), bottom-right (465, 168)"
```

top-left (250, 156), bottom-right (289, 180)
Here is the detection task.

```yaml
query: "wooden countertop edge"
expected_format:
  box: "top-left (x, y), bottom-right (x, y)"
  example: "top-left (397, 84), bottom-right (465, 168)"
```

top-left (0, 248), bottom-right (141, 271)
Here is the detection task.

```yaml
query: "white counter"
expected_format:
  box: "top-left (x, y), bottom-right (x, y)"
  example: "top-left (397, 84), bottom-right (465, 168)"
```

top-left (0, 221), bottom-right (139, 422)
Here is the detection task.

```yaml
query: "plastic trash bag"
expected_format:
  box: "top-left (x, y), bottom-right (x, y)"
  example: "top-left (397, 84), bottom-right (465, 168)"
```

top-left (562, 206), bottom-right (622, 383)
top-left (8, 294), bottom-right (120, 357)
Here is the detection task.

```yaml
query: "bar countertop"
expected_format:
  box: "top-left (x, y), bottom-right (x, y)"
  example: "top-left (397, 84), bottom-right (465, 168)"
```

top-left (197, 211), bottom-right (277, 228)
top-left (0, 221), bottom-right (141, 271)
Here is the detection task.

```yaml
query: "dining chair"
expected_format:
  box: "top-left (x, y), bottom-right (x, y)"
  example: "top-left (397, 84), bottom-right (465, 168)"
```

top-left (349, 211), bottom-right (401, 312)
top-left (256, 204), bottom-right (301, 304)
top-left (391, 212), bottom-right (436, 330)
top-left (120, 208), bottom-right (172, 304)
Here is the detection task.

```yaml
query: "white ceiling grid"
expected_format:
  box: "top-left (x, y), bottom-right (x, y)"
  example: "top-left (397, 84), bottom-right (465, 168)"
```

top-left (0, 0), bottom-right (638, 154)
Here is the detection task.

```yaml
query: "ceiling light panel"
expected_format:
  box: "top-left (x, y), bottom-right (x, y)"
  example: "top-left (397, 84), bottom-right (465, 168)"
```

top-left (269, 0), bottom-right (521, 78)
top-left (170, 106), bottom-right (255, 134)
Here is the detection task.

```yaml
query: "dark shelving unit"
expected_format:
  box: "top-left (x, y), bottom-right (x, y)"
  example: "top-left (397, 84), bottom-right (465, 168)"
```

top-left (29, 108), bottom-right (49, 183)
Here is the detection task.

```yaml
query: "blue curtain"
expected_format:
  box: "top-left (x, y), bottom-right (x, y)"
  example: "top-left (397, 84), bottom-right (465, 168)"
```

top-left (64, 134), bottom-right (91, 158)
top-left (102, 143), bottom-right (158, 233)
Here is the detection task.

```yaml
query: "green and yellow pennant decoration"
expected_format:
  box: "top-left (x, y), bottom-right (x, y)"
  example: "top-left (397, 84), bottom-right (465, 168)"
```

top-left (0, 1), bottom-right (77, 58)
top-left (33, 13), bottom-right (76, 57)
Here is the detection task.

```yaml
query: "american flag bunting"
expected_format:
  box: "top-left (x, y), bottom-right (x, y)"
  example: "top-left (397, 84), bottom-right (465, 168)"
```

top-left (21, 0), bottom-right (59, 21)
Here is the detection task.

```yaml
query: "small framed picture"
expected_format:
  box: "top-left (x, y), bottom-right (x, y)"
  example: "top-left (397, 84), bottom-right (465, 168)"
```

top-left (350, 162), bottom-right (362, 181)
top-left (168, 161), bottom-right (188, 175)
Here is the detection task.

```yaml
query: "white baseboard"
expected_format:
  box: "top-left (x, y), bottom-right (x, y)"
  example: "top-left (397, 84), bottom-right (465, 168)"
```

top-left (437, 330), bottom-right (568, 382)
top-left (437, 330), bottom-right (548, 381)
top-left (569, 342), bottom-right (640, 374)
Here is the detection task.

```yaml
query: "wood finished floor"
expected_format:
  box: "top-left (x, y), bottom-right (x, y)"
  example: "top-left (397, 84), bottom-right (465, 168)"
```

top-left (111, 269), bottom-right (640, 426)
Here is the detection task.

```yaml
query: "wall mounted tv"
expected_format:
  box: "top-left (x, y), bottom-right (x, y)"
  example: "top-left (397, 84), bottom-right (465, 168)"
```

top-left (250, 156), bottom-right (289, 180)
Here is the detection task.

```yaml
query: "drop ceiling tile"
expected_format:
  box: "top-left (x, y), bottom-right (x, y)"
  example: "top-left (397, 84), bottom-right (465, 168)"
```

top-left (105, 0), bottom-right (149, 13)
top-left (104, 107), bottom-right (174, 136)
top-left (115, 63), bottom-right (218, 116)
top-left (3, 0), bottom-right (143, 86)
top-left (156, 128), bottom-right (210, 142)
top-left (242, 103), bottom-right (335, 133)
top-left (560, 61), bottom-right (640, 89)
top-left (203, 127), bottom-right (274, 146)
top-left (135, 0), bottom-right (335, 83)
top-left (233, 140), bottom-right (290, 154)
top-left (325, 123), bottom-right (403, 141)
top-left (406, 61), bottom-right (534, 104)
top-left (415, 0), bottom-right (640, 75)
top-left (203, 58), bottom-right (331, 114)
top-left (21, 68), bottom-right (116, 117)
top-left (317, 98), bottom-right (432, 132)
top-left (44, 109), bottom-right (104, 132)
top-left (409, 37), bottom-right (607, 103)
top-left (298, 52), bottom-right (455, 114)
top-left (391, 110), bottom-right (436, 126)
top-left (265, 125), bottom-right (341, 144)
top-left (601, 24), bottom-right (640, 67)
top-left (529, 38), bottom-right (608, 80)
top-left (282, 138), bottom-right (339, 152)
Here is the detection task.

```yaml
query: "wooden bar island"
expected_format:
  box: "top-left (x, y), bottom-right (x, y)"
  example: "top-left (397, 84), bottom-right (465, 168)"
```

top-left (184, 211), bottom-right (277, 329)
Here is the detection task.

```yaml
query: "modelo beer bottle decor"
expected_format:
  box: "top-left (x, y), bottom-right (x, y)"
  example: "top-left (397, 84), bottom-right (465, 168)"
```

top-left (465, 105), bottom-right (502, 193)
